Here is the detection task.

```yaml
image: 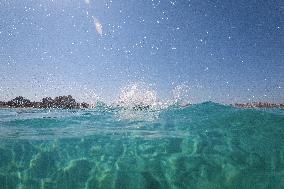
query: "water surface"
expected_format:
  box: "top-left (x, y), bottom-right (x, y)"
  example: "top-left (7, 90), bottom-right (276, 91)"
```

top-left (0, 102), bottom-right (284, 189)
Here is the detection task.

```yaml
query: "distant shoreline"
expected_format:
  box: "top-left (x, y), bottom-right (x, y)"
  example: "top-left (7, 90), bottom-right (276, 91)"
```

top-left (0, 95), bottom-right (90, 109)
top-left (233, 102), bottom-right (284, 109)
top-left (0, 96), bottom-right (283, 109)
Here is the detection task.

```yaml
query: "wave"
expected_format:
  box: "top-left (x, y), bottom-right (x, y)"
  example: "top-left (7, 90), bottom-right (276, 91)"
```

top-left (0, 101), bottom-right (283, 140)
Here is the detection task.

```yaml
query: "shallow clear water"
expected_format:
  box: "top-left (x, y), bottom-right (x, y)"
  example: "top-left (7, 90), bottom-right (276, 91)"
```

top-left (0, 102), bottom-right (284, 189)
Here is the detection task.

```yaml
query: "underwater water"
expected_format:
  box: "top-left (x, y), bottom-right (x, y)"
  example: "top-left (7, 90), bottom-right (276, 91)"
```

top-left (0, 102), bottom-right (284, 189)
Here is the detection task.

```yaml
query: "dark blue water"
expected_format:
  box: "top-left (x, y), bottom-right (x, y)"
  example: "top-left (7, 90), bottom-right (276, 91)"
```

top-left (0, 102), bottom-right (284, 189)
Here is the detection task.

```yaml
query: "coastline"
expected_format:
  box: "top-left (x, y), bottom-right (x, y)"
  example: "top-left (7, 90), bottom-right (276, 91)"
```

top-left (233, 102), bottom-right (284, 109)
top-left (0, 96), bottom-right (283, 110)
top-left (0, 95), bottom-right (90, 109)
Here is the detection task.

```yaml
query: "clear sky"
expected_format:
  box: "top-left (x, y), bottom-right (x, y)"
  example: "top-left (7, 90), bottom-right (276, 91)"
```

top-left (0, 0), bottom-right (283, 104)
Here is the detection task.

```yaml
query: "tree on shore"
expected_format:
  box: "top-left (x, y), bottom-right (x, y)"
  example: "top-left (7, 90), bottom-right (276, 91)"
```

top-left (0, 95), bottom-right (90, 109)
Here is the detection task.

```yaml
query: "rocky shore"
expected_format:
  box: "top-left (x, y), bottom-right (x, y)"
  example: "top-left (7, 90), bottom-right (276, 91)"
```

top-left (0, 95), bottom-right (90, 109)
top-left (234, 102), bottom-right (284, 109)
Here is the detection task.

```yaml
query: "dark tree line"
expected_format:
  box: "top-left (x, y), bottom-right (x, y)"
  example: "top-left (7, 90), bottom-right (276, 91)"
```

top-left (234, 102), bottom-right (284, 108)
top-left (0, 95), bottom-right (89, 109)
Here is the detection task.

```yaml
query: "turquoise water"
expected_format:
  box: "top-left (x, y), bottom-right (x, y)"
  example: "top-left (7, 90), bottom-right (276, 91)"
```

top-left (0, 102), bottom-right (284, 189)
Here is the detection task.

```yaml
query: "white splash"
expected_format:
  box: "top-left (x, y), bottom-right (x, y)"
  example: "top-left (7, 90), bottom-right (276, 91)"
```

top-left (116, 83), bottom-right (158, 108)
top-left (172, 84), bottom-right (191, 106)
top-left (92, 16), bottom-right (103, 36)
top-left (84, 0), bottom-right (91, 4)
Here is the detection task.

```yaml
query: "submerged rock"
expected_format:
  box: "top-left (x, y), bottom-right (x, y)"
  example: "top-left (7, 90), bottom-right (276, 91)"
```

top-left (20, 179), bottom-right (40, 189)
top-left (140, 171), bottom-right (163, 189)
top-left (29, 151), bottom-right (58, 179)
top-left (87, 171), bottom-right (115, 189)
top-left (0, 147), bottom-right (13, 168)
top-left (0, 174), bottom-right (19, 189)
top-left (54, 159), bottom-right (92, 189)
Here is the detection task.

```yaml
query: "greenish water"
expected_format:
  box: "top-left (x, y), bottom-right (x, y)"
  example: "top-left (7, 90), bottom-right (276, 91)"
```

top-left (0, 102), bottom-right (284, 189)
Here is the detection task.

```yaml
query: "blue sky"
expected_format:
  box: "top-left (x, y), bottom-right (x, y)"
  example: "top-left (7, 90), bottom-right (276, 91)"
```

top-left (0, 0), bottom-right (283, 104)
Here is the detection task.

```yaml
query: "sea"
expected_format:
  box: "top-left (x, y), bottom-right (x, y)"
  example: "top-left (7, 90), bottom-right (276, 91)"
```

top-left (0, 102), bottom-right (284, 189)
